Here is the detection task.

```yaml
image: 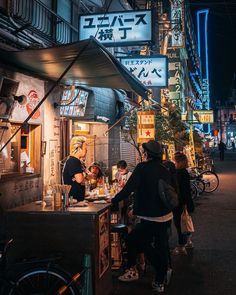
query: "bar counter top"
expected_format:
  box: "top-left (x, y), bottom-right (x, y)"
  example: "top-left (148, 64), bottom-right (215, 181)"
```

top-left (8, 200), bottom-right (111, 215)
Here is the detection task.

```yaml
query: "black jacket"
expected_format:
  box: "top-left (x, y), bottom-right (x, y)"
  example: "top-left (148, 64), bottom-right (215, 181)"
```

top-left (112, 159), bottom-right (172, 217)
top-left (176, 168), bottom-right (194, 213)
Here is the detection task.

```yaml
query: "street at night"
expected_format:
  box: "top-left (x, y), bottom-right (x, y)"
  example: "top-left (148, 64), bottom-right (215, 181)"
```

top-left (112, 151), bottom-right (236, 295)
top-left (0, 0), bottom-right (236, 294)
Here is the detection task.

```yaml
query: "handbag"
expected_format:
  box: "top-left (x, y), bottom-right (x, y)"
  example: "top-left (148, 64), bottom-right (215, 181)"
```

top-left (181, 207), bottom-right (194, 233)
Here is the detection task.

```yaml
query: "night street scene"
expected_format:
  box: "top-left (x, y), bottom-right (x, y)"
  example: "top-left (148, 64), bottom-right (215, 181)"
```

top-left (0, 0), bottom-right (236, 294)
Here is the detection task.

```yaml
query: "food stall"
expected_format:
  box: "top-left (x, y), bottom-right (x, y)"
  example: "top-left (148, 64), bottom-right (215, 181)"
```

top-left (6, 201), bottom-right (112, 295)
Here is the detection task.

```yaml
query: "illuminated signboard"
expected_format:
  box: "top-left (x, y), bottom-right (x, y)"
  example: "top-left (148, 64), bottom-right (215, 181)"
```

top-left (192, 110), bottom-right (214, 123)
top-left (137, 111), bottom-right (155, 144)
top-left (121, 56), bottom-right (168, 87)
top-left (79, 10), bottom-right (152, 46)
top-left (59, 88), bottom-right (88, 117)
top-left (171, 0), bottom-right (185, 48)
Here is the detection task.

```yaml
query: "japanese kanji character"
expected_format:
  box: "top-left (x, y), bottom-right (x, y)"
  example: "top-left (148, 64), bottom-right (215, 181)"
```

top-left (119, 27), bottom-right (132, 39)
top-left (98, 29), bottom-right (113, 41)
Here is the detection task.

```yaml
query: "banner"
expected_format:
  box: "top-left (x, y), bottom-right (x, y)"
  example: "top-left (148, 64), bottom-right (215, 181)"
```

top-left (137, 111), bottom-right (155, 143)
top-left (189, 126), bottom-right (196, 167)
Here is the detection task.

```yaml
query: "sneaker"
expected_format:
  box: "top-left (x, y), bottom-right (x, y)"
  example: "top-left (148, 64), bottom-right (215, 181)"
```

top-left (164, 268), bottom-right (173, 285)
top-left (118, 267), bottom-right (139, 282)
top-left (152, 281), bottom-right (165, 293)
top-left (172, 246), bottom-right (187, 255)
top-left (185, 240), bottom-right (194, 249)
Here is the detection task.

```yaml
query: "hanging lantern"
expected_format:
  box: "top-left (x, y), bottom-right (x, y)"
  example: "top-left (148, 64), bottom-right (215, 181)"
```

top-left (137, 111), bottom-right (155, 144)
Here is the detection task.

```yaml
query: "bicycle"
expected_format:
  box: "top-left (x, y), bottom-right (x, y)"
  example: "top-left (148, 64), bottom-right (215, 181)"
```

top-left (189, 167), bottom-right (219, 193)
top-left (0, 238), bottom-right (83, 295)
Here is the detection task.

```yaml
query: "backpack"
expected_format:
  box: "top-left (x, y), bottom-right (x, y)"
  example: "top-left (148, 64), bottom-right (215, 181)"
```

top-left (158, 178), bottom-right (179, 210)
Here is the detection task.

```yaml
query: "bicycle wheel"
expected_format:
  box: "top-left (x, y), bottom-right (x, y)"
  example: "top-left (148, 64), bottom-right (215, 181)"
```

top-left (200, 171), bottom-right (219, 193)
top-left (195, 179), bottom-right (205, 195)
top-left (9, 266), bottom-right (80, 295)
top-left (190, 182), bottom-right (198, 200)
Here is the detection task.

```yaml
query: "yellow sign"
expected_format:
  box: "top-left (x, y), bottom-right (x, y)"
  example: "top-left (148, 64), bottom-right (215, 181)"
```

top-left (189, 126), bottom-right (196, 167)
top-left (137, 111), bottom-right (155, 144)
top-left (192, 110), bottom-right (214, 123)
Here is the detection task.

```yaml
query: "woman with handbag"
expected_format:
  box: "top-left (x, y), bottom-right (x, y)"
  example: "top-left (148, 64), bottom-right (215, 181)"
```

top-left (172, 152), bottom-right (195, 255)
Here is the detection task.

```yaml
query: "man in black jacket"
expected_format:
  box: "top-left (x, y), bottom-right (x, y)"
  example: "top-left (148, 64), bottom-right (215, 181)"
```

top-left (111, 140), bottom-right (173, 293)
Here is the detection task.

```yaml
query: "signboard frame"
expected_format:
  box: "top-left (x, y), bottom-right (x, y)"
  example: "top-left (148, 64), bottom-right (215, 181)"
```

top-left (121, 55), bottom-right (168, 88)
top-left (79, 10), bottom-right (153, 46)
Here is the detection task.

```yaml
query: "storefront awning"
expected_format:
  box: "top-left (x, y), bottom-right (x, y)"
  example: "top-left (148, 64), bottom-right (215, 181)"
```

top-left (0, 37), bottom-right (149, 99)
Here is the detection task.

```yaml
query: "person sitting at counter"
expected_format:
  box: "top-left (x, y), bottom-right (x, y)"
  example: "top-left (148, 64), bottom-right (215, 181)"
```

top-left (62, 136), bottom-right (89, 202)
top-left (88, 162), bottom-right (104, 190)
top-left (115, 160), bottom-right (132, 188)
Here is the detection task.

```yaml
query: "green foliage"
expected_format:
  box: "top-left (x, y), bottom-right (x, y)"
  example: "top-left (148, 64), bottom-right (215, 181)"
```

top-left (121, 101), bottom-right (190, 155)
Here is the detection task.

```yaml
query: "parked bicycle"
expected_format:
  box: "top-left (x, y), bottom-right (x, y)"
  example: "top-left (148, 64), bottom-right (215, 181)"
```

top-left (0, 239), bottom-right (84, 295)
top-left (189, 167), bottom-right (219, 194)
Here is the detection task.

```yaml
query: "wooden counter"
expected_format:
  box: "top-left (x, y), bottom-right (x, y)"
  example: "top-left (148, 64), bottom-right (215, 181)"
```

top-left (6, 202), bottom-right (113, 295)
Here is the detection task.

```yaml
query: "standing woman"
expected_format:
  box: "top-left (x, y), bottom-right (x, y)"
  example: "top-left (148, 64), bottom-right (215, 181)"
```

top-left (63, 136), bottom-right (88, 202)
top-left (172, 152), bottom-right (194, 255)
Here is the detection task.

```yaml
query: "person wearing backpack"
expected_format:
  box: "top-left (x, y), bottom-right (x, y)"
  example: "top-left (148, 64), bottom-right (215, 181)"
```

top-left (110, 140), bottom-right (174, 293)
top-left (172, 152), bottom-right (195, 255)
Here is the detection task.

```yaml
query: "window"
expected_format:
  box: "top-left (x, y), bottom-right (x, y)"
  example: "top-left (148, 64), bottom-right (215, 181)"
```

top-left (0, 123), bottom-right (41, 175)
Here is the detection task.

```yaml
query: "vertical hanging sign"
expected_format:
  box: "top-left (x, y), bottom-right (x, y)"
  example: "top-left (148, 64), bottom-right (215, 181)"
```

top-left (170, 0), bottom-right (185, 48)
top-left (137, 111), bottom-right (155, 144)
top-left (189, 126), bottom-right (196, 166)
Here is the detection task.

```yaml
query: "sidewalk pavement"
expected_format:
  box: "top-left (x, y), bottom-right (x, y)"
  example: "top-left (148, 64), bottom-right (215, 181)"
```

top-left (111, 156), bottom-right (236, 295)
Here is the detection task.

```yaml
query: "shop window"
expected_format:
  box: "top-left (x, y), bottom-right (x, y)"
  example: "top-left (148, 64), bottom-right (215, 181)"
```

top-left (0, 123), bottom-right (41, 175)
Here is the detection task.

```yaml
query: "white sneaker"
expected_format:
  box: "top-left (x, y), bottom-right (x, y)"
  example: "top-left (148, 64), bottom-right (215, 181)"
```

top-left (118, 267), bottom-right (139, 282)
top-left (185, 240), bottom-right (194, 249)
top-left (164, 268), bottom-right (173, 285)
top-left (172, 246), bottom-right (187, 255)
top-left (152, 281), bottom-right (165, 293)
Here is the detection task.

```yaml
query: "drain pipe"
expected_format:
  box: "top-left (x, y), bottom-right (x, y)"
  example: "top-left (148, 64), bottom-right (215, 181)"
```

top-left (0, 28), bottom-right (30, 48)
top-left (9, 16), bottom-right (46, 48)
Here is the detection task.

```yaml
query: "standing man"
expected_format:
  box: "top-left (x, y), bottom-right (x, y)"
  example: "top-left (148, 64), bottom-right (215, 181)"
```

top-left (111, 140), bottom-right (173, 293)
top-left (218, 140), bottom-right (226, 161)
top-left (63, 136), bottom-right (88, 202)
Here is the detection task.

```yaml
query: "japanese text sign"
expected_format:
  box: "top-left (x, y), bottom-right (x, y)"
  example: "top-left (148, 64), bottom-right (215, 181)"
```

top-left (121, 56), bottom-right (168, 87)
top-left (79, 10), bottom-right (152, 46)
top-left (137, 111), bottom-right (155, 143)
top-left (193, 110), bottom-right (214, 124)
top-left (171, 0), bottom-right (185, 48)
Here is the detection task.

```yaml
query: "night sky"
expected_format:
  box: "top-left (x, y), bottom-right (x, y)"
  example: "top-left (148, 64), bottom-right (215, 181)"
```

top-left (190, 0), bottom-right (236, 105)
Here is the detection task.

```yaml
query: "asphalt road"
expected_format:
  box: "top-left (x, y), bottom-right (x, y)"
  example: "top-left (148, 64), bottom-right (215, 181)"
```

top-left (112, 151), bottom-right (236, 295)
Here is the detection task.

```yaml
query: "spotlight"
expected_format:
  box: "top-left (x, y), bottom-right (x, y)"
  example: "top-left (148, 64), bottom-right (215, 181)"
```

top-left (14, 95), bottom-right (27, 105)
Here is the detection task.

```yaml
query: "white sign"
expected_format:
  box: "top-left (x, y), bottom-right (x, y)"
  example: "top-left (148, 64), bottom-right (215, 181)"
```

top-left (79, 10), bottom-right (152, 45)
top-left (121, 56), bottom-right (168, 87)
top-left (171, 0), bottom-right (185, 48)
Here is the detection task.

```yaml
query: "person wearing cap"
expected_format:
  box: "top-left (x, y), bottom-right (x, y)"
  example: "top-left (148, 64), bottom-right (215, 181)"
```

top-left (111, 140), bottom-right (173, 293)
top-left (62, 136), bottom-right (88, 202)
top-left (88, 162), bottom-right (104, 190)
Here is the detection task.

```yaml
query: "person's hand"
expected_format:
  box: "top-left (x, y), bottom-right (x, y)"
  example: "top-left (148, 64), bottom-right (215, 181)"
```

top-left (128, 209), bottom-right (134, 218)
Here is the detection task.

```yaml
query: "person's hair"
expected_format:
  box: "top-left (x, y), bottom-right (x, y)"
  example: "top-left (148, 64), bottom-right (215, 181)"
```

top-left (89, 163), bottom-right (103, 178)
top-left (117, 160), bottom-right (127, 169)
top-left (174, 152), bottom-right (188, 169)
top-left (69, 136), bottom-right (86, 155)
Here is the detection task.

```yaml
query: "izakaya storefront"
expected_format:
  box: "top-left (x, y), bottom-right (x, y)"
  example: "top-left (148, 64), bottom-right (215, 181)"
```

top-left (0, 72), bottom-right (45, 208)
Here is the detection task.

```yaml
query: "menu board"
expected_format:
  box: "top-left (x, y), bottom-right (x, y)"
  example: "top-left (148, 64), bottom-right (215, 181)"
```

top-left (99, 210), bottom-right (109, 277)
